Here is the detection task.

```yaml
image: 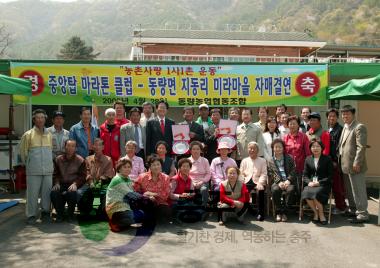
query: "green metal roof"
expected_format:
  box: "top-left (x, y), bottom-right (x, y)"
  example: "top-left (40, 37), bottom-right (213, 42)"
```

top-left (323, 44), bottom-right (380, 51)
top-left (329, 63), bottom-right (380, 84)
top-left (0, 60), bottom-right (10, 75)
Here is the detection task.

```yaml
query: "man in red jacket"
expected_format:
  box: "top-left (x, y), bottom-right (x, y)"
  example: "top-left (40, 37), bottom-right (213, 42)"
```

top-left (100, 108), bottom-right (120, 167)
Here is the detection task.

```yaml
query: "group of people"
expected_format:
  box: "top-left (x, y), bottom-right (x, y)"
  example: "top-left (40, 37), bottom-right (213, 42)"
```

top-left (19, 100), bottom-right (369, 231)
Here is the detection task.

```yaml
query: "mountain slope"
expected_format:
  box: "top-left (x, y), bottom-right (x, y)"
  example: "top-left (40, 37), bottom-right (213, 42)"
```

top-left (0, 0), bottom-right (378, 59)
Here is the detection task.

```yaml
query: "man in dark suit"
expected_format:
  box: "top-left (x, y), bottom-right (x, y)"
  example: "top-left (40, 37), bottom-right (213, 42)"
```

top-left (179, 107), bottom-right (204, 143)
top-left (205, 108), bottom-right (221, 163)
top-left (145, 100), bottom-right (175, 157)
top-left (300, 107), bottom-right (311, 133)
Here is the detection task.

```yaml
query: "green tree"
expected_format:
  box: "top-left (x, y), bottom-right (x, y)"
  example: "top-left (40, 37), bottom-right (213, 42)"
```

top-left (57, 36), bottom-right (100, 60)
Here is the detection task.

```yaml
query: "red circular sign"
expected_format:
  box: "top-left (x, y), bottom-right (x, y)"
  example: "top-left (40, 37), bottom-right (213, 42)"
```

top-left (19, 70), bottom-right (44, 96)
top-left (295, 72), bottom-right (320, 97)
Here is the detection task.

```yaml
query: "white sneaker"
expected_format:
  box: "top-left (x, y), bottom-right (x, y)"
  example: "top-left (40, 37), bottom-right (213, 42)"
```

top-left (356, 214), bottom-right (369, 221)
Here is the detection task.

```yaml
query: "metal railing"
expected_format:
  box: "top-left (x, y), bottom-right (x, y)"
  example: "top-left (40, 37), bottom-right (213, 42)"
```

top-left (132, 53), bottom-right (380, 64)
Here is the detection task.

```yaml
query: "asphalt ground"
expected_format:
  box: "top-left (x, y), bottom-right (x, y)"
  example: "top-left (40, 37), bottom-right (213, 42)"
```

top-left (0, 193), bottom-right (379, 268)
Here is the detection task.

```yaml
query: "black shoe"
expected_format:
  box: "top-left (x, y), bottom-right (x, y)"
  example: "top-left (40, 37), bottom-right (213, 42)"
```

top-left (170, 218), bottom-right (182, 225)
top-left (349, 218), bottom-right (368, 224)
top-left (343, 211), bottom-right (356, 218)
top-left (67, 214), bottom-right (76, 223)
top-left (40, 211), bottom-right (51, 223)
top-left (319, 220), bottom-right (328, 225)
top-left (256, 214), bottom-right (264, 221)
top-left (201, 212), bottom-right (209, 221)
top-left (248, 205), bottom-right (256, 215)
top-left (26, 216), bottom-right (37, 225)
top-left (312, 219), bottom-right (319, 224)
top-left (55, 215), bottom-right (64, 223)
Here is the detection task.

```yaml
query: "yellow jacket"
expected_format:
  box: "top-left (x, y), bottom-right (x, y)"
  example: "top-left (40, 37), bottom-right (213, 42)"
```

top-left (19, 126), bottom-right (54, 175)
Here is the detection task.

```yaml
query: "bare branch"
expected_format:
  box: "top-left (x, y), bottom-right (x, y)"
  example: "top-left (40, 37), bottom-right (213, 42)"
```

top-left (0, 24), bottom-right (11, 56)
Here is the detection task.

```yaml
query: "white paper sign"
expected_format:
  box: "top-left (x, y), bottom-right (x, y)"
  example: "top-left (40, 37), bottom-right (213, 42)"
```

top-left (219, 119), bottom-right (238, 135)
top-left (172, 125), bottom-right (190, 141)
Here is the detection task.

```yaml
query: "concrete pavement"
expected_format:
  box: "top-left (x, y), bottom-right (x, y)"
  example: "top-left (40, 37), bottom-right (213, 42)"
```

top-left (0, 195), bottom-right (379, 268)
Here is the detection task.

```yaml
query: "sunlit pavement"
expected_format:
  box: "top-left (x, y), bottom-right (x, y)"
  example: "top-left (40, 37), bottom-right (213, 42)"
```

top-left (0, 193), bottom-right (379, 268)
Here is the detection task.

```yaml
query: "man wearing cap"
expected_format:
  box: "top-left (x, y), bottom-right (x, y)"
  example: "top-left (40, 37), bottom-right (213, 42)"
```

top-left (338, 105), bottom-right (369, 223)
top-left (48, 111), bottom-right (70, 159)
top-left (100, 108), bottom-right (120, 167)
top-left (306, 112), bottom-right (330, 156)
top-left (196, 104), bottom-right (213, 134)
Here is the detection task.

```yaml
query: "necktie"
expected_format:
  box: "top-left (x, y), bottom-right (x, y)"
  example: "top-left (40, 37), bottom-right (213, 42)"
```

top-left (134, 124), bottom-right (140, 152)
top-left (160, 119), bottom-right (165, 135)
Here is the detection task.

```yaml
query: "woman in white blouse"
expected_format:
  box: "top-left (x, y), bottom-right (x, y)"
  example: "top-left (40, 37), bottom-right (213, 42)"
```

top-left (262, 116), bottom-right (281, 160)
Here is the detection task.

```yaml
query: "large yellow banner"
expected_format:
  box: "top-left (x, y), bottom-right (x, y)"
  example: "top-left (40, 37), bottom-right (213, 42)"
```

top-left (10, 62), bottom-right (328, 106)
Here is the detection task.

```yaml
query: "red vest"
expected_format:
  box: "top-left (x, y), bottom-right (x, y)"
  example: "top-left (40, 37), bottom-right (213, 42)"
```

top-left (173, 173), bottom-right (192, 195)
